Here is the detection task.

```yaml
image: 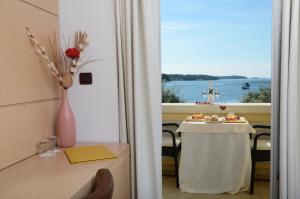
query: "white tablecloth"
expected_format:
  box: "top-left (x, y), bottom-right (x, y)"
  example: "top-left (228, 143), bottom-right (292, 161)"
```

top-left (177, 118), bottom-right (255, 194)
top-left (176, 118), bottom-right (256, 134)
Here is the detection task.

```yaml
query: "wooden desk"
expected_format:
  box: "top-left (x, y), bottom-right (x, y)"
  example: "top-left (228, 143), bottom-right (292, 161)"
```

top-left (0, 143), bottom-right (130, 199)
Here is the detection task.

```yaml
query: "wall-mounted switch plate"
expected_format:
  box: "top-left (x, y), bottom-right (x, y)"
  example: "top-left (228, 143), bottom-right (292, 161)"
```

top-left (79, 73), bottom-right (93, 85)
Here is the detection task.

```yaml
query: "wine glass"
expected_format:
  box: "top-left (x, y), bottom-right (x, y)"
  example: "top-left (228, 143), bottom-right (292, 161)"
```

top-left (219, 104), bottom-right (227, 119)
top-left (202, 88), bottom-right (207, 101)
top-left (215, 88), bottom-right (220, 101)
top-left (219, 105), bottom-right (226, 111)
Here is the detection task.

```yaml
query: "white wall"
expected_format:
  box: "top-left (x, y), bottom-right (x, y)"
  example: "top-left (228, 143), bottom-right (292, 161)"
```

top-left (59, 0), bottom-right (119, 142)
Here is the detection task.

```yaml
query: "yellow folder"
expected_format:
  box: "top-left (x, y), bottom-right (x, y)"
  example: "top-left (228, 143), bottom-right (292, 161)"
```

top-left (64, 145), bottom-right (117, 164)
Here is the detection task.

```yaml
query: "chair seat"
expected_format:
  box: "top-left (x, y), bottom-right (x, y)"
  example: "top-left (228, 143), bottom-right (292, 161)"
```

top-left (251, 139), bottom-right (271, 151)
top-left (162, 136), bottom-right (181, 147)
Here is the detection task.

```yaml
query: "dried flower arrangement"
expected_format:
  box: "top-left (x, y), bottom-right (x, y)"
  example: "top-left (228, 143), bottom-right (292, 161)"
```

top-left (25, 27), bottom-right (95, 89)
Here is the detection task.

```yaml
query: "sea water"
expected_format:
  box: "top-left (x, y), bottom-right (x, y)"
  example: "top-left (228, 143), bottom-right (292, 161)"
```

top-left (164, 78), bottom-right (271, 103)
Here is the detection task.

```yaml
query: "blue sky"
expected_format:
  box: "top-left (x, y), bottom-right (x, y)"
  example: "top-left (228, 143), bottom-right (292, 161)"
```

top-left (161, 0), bottom-right (272, 78)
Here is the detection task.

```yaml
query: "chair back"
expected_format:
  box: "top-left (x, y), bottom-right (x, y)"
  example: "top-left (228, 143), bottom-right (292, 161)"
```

top-left (82, 169), bottom-right (114, 199)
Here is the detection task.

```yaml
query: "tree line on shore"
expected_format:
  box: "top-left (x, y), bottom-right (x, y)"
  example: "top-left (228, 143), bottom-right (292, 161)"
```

top-left (162, 85), bottom-right (271, 103)
top-left (162, 73), bottom-right (247, 82)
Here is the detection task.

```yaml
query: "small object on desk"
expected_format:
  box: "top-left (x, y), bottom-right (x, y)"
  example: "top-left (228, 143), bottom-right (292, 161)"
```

top-left (37, 138), bottom-right (61, 157)
top-left (47, 136), bottom-right (60, 153)
top-left (64, 145), bottom-right (116, 164)
top-left (36, 139), bottom-right (51, 155)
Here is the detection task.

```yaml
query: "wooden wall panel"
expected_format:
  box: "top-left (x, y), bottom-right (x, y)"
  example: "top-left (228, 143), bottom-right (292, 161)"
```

top-left (20, 0), bottom-right (58, 15)
top-left (0, 0), bottom-right (60, 106)
top-left (0, 0), bottom-right (59, 169)
top-left (0, 100), bottom-right (59, 169)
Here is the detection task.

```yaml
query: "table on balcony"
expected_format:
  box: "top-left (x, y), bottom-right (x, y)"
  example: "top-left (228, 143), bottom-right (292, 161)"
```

top-left (176, 117), bottom-right (256, 194)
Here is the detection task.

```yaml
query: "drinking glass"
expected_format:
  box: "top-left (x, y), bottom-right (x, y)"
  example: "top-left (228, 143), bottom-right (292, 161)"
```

top-left (36, 139), bottom-right (49, 154)
top-left (202, 88), bottom-right (207, 101)
top-left (47, 136), bottom-right (60, 153)
top-left (215, 88), bottom-right (220, 101)
top-left (37, 139), bottom-right (54, 157)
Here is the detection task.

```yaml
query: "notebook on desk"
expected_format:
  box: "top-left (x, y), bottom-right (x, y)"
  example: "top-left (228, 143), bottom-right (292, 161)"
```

top-left (64, 145), bottom-right (117, 164)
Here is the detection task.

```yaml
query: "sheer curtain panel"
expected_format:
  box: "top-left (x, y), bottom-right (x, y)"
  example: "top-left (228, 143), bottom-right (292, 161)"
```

top-left (276, 0), bottom-right (300, 198)
top-left (115, 0), bottom-right (162, 199)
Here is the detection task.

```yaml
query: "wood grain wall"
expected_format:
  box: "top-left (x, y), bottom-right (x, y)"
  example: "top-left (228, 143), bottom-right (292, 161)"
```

top-left (0, 0), bottom-right (59, 169)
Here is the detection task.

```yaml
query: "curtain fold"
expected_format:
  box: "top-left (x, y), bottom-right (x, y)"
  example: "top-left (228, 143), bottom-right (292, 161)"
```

top-left (115, 0), bottom-right (162, 198)
top-left (279, 0), bottom-right (300, 198)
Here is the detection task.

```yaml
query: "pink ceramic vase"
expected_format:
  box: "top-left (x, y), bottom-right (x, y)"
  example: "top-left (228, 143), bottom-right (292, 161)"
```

top-left (56, 89), bottom-right (76, 148)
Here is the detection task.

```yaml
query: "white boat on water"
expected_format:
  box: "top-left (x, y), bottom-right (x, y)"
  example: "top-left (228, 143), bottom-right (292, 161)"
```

top-left (242, 82), bottom-right (250, 89)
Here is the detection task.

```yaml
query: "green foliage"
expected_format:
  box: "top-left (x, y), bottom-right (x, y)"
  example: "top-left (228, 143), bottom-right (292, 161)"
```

top-left (241, 88), bottom-right (271, 103)
top-left (162, 83), bottom-right (184, 103)
top-left (161, 73), bottom-right (170, 82)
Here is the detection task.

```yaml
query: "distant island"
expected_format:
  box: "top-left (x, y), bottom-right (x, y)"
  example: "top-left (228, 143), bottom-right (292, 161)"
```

top-left (162, 74), bottom-right (247, 82)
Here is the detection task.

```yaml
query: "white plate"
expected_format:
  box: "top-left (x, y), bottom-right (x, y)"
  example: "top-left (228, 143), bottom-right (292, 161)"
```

top-left (205, 118), bottom-right (223, 123)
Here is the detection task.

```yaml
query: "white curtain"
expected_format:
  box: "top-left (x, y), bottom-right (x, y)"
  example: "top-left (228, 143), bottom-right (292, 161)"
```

top-left (115, 0), bottom-right (162, 199)
top-left (278, 0), bottom-right (300, 198)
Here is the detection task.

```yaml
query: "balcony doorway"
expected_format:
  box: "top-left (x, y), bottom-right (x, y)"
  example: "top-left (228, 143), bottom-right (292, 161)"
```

top-left (160, 0), bottom-right (273, 198)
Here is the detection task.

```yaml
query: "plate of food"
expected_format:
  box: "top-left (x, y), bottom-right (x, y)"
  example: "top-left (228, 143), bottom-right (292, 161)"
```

top-left (186, 114), bottom-right (206, 122)
top-left (223, 113), bottom-right (246, 123)
top-left (205, 114), bottom-right (223, 123)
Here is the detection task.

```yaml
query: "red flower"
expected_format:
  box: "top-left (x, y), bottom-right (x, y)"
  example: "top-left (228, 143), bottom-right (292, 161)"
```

top-left (65, 48), bottom-right (80, 59)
